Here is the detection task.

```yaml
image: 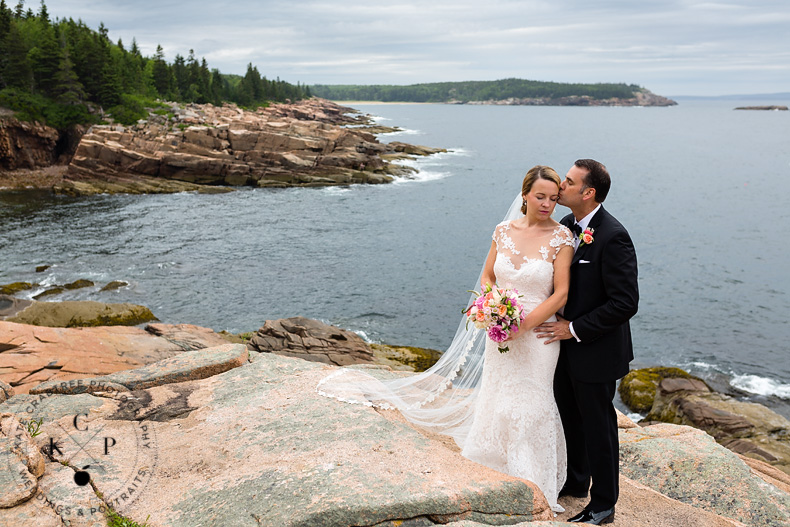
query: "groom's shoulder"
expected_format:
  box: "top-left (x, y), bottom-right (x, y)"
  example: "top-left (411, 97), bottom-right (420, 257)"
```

top-left (598, 208), bottom-right (633, 241)
top-left (559, 212), bottom-right (574, 225)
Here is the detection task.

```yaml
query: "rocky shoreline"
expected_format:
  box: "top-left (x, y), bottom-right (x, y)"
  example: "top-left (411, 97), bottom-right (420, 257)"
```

top-left (0, 98), bottom-right (445, 195)
top-left (460, 90), bottom-right (677, 107)
top-left (1, 293), bottom-right (789, 526)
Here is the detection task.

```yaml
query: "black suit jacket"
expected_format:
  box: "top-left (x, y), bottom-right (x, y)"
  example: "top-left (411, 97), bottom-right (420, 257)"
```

top-left (560, 206), bottom-right (639, 382)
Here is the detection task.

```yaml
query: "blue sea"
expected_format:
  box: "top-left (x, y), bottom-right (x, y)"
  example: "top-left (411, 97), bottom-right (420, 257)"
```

top-left (1, 99), bottom-right (789, 416)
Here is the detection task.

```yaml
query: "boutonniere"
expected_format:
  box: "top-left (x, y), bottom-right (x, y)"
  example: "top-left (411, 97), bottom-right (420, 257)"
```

top-left (579, 227), bottom-right (594, 246)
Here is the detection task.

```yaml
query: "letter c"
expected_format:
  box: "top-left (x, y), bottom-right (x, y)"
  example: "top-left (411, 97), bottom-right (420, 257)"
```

top-left (74, 413), bottom-right (88, 431)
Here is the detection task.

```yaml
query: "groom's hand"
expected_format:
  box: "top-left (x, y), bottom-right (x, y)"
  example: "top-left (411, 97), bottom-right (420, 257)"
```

top-left (534, 316), bottom-right (571, 344)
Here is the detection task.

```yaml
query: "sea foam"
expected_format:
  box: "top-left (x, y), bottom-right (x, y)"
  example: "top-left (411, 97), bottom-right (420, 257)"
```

top-left (730, 374), bottom-right (790, 399)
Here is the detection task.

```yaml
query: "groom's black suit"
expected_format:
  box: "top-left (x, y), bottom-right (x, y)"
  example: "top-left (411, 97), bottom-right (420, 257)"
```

top-left (555, 206), bottom-right (638, 512)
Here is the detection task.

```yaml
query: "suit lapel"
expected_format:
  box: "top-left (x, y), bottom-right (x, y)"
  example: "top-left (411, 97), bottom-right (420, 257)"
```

top-left (571, 206), bottom-right (606, 265)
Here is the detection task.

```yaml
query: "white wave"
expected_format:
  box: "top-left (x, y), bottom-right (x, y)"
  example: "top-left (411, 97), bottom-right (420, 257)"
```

top-left (381, 128), bottom-right (422, 136)
top-left (321, 186), bottom-right (353, 195)
top-left (392, 170), bottom-right (451, 184)
top-left (730, 374), bottom-right (790, 399)
top-left (369, 115), bottom-right (391, 122)
top-left (627, 412), bottom-right (644, 423)
top-left (439, 147), bottom-right (472, 157)
top-left (352, 329), bottom-right (374, 343)
top-left (685, 361), bottom-right (718, 371)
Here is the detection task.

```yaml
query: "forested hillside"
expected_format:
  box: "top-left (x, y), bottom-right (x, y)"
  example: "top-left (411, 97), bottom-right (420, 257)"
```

top-left (311, 79), bottom-right (643, 103)
top-left (0, 0), bottom-right (310, 128)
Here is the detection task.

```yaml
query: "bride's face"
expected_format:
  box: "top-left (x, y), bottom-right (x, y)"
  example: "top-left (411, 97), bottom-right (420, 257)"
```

top-left (523, 178), bottom-right (560, 219)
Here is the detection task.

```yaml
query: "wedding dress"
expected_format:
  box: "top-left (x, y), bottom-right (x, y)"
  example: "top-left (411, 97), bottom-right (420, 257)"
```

top-left (317, 194), bottom-right (572, 513)
top-left (461, 220), bottom-right (572, 512)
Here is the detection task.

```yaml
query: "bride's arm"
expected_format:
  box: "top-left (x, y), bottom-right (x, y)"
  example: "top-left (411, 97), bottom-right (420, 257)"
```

top-left (520, 245), bottom-right (572, 331)
top-left (480, 241), bottom-right (497, 288)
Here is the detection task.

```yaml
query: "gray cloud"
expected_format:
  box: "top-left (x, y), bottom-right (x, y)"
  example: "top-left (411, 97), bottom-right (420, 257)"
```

top-left (38, 0), bottom-right (790, 95)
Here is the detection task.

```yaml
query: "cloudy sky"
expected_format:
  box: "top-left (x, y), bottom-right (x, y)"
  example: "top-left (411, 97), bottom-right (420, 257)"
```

top-left (38, 0), bottom-right (789, 96)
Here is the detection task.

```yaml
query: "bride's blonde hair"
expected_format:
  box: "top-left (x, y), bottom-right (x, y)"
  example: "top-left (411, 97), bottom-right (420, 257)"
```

top-left (521, 165), bottom-right (561, 215)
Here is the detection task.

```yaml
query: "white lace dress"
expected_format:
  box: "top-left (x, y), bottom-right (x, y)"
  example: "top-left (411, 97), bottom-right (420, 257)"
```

top-left (461, 221), bottom-right (574, 513)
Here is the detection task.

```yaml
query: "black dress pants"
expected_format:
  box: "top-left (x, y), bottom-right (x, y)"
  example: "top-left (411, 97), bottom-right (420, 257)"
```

top-left (554, 355), bottom-right (619, 512)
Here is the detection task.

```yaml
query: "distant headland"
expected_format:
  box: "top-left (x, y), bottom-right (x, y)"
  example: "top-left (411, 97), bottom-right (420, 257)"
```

top-left (311, 79), bottom-right (678, 107)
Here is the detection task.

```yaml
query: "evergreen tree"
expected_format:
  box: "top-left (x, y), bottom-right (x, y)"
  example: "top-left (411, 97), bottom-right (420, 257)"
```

top-left (130, 37), bottom-right (140, 56)
top-left (37, 0), bottom-right (47, 24)
top-left (53, 33), bottom-right (85, 105)
top-left (172, 53), bottom-right (186, 97)
top-left (0, 23), bottom-right (32, 89)
top-left (28, 22), bottom-right (60, 94)
top-left (151, 44), bottom-right (170, 97)
top-left (0, 1), bottom-right (12, 40)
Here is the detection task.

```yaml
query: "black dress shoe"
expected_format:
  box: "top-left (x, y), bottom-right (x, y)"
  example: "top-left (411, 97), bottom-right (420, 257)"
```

top-left (568, 506), bottom-right (615, 524)
top-left (558, 484), bottom-right (589, 498)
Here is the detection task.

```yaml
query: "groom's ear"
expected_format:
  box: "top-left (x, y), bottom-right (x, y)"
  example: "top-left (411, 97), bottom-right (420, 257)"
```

top-left (582, 186), bottom-right (597, 202)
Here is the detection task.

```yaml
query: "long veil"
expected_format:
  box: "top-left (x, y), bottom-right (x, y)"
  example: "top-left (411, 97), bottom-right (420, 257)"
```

top-left (317, 193), bottom-right (525, 449)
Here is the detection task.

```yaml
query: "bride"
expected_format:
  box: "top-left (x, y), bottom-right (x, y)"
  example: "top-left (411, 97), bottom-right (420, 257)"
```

top-left (318, 165), bottom-right (574, 512)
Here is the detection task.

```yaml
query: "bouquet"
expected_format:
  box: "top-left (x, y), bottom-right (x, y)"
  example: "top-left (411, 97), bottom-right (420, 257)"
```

top-left (463, 283), bottom-right (527, 353)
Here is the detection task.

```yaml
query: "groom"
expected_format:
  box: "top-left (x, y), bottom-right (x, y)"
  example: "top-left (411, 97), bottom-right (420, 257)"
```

top-left (536, 159), bottom-right (638, 525)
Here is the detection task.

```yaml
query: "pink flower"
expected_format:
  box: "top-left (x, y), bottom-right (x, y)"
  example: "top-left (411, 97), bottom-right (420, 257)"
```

top-left (579, 227), bottom-right (594, 246)
top-left (497, 304), bottom-right (508, 317)
top-left (487, 326), bottom-right (507, 343)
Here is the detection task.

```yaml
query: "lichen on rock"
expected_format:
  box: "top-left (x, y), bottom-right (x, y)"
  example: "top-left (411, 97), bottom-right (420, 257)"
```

top-left (618, 366), bottom-right (709, 413)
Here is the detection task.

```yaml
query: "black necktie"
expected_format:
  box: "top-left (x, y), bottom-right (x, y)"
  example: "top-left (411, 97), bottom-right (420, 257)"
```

top-left (570, 223), bottom-right (582, 236)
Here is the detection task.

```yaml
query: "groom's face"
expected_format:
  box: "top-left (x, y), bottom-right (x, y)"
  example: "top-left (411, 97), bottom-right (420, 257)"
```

top-left (558, 165), bottom-right (588, 208)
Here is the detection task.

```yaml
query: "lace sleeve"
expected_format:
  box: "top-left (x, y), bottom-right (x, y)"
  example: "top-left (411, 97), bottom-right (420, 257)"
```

top-left (550, 225), bottom-right (575, 260)
top-left (492, 221), bottom-right (509, 250)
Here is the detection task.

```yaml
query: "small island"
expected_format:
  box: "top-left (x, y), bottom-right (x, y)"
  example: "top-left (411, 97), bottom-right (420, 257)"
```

top-left (311, 79), bottom-right (678, 106)
top-left (734, 105), bottom-right (788, 111)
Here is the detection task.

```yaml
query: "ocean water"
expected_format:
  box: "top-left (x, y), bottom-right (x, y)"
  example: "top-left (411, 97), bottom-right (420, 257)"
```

top-left (1, 99), bottom-right (789, 416)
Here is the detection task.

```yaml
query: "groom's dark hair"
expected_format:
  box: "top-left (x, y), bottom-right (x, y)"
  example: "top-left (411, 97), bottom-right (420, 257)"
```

top-left (575, 158), bottom-right (610, 203)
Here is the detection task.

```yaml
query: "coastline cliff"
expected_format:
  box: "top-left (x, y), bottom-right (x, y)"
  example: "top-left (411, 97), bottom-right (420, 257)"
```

top-left (0, 98), bottom-right (445, 195)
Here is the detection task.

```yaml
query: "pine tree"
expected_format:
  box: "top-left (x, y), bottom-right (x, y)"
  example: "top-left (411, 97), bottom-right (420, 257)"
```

top-left (172, 53), bottom-right (187, 98)
top-left (37, 0), bottom-right (47, 24)
top-left (0, 23), bottom-right (32, 90)
top-left (151, 44), bottom-right (170, 97)
top-left (0, 1), bottom-right (12, 40)
top-left (28, 23), bottom-right (60, 95)
top-left (53, 33), bottom-right (86, 105)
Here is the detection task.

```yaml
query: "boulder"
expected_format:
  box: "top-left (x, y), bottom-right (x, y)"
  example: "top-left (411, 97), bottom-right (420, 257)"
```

top-left (144, 323), bottom-right (232, 351)
top-left (370, 343), bottom-right (442, 372)
top-left (645, 378), bottom-right (790, 474)
top-left (0, 117), bottom-right (60, 170)
top-left (0, 320), bottom-right (234, 394)
top-left (0, 380), bottom-right (13, 402)
top-left (0, 282), bottom-right (36, 295)
top-left (388, 141), bottom-right (448, 156)
top-left (30, 343), bottom-right (248, 394)
top-left (247, 317), bottom-right (442, 372)
top-left (248, 316), bottom-right (375, 366)
top-left (618, 366), bottom-right (709, 413)
top-left (99, 280), bottom-right (128, 292)
top-left (0, 295), bottom-right (33, 319)
top-left (619, 423), bottom-right (790, 526)
top-left (5, 300), bottom-right (157, 328)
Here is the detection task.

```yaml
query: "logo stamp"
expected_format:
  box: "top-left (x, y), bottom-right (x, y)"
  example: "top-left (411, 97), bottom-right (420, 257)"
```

top-left (2, 382), bottom-right (159, 520)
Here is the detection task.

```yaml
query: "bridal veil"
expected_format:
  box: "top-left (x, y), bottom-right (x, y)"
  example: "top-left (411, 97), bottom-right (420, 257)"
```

top-left (317, 193), bottom-right (525, 449)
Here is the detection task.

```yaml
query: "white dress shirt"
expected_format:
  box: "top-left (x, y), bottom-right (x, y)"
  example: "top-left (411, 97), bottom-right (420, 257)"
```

top-left (568, 204), bottom-right (601, 342)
